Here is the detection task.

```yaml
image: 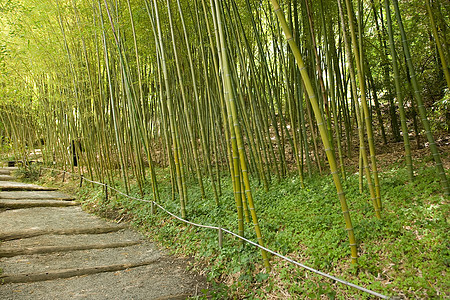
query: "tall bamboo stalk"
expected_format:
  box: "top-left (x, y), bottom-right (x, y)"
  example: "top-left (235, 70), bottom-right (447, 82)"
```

top-left (344, 0), bottom-right (382, 211)
top-left (383, 0), bottom-right (413, 182)
top-left (215, 0), bottom-right (270, 271)
top-left (153, 0), bottom-right (187, 217)
top-left (392, 0), bottom-right (449, 196)
top-left (425, 0), bottom-right (450, 88)
top-left (270, 0), bottom-right (358, 264)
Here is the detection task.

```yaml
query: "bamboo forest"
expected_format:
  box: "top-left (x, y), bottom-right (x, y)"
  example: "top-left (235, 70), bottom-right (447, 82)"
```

top-left (0, 0), bottom-right (449, 298)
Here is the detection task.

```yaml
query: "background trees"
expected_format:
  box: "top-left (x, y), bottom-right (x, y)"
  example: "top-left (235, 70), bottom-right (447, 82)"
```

top-left (0, 0), bottom-right (448, 275)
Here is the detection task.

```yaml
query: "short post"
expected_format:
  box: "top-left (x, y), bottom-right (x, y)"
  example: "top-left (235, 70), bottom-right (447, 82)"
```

top-left (218, 227), bottom-right (223, 249)
top-left (151, 201), bottom-right (156, 214)
top-left (105, 184), bottom-right (108, 202)
top-left (39, 166), bottom-right (42, 177)
top-left (62, 171), bottom-right (65, 182)
top-left (79, 175), bottom-right (84, 187)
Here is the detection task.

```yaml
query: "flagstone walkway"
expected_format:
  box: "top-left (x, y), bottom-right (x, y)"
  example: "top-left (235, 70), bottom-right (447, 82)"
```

top-left (0, 167), bottom-right (206, 300)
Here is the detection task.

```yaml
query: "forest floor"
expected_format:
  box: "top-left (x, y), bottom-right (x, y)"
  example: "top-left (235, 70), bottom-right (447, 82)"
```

top-left (0, 168), bottom-right (208, 300)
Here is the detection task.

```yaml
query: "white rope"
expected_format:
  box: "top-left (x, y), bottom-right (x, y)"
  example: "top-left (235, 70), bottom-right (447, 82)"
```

top-left (221, 228), bottom-right (389, 299)
top-left (82, 176), bottom-right (106, 187)
top-left (151, 201), bottom-right (219, 230)
top-left (40, 167), bottom-right (391, 299)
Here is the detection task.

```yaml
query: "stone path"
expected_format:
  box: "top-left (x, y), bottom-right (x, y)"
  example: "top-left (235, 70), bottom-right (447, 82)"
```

top-left (0, 168), bottom-right (206, 299)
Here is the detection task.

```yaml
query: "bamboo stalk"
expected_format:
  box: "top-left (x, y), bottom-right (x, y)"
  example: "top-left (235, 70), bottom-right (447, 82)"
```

top-left (269, 0), bottom-right (358, 264)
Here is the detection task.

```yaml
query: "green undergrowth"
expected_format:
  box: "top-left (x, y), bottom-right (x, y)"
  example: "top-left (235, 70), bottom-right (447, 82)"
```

top-left (37, 159), bottom-right (449, 299)
top-left (14, 163), bottom-right (41, 182)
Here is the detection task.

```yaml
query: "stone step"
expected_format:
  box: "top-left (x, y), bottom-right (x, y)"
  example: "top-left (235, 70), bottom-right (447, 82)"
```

top-left (0, 175), bottom-right (15, 181)
top-left (1, 230), bottom-right (143, 249)
top-left (0, 259), bottom-right (161, 284)
top-left (0, 199), bottom-right (79, 209)
top-left (0, 240), bottom-right (142, 258)
top-left (0, 191), bottom-right (75, 200)
top-left (0, 225), bottom-right (129, 241)
top-left (0, 262), bottom-right (200, 299)
top-left (0, 206), bottom-right (123, 240)
top-left (0, 181), bottom-right (57, 191)
top-left (0, 167), bottom-right (18, 174)
top-left (0, 242), bottom-right (162, 280)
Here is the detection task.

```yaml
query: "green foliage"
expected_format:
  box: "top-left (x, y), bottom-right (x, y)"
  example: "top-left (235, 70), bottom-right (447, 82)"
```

top-left (71, 159), bottom-right (449, 299)
top-left (0, 136), bottom-right (12, 159)
top-left (15, 163), bottom-right (40, 181)
top-left (5, 0), bottom-right (449, 297)
top-left (430, 89), bottom-right (450, 132)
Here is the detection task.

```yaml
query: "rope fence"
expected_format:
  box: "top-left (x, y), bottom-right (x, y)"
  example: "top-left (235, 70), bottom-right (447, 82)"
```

top-left (40, 166), bottom-right (393, 299)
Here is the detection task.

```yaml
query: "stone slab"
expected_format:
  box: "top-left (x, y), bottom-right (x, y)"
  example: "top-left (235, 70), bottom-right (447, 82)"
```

top-left (1, 230), bottom-right (143, 249)
top-left (0, 199), bottom-right (79, 209)
top-left (0, 206), bottom-right (123, 234)
top-left (0, 191), bottom-right (75, 200)
top-left (0, 175), bottom-right (15, 181)
top-left (0, 242), bottom-right (162, 274)
top-left (0, 261), bottom-right (204, 300)
top-left (0, 181), bottom-right (57, 191)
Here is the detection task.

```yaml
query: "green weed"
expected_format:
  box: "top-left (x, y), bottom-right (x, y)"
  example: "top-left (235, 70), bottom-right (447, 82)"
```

top-left (40, 161), bottom-right (449, 299)
top-left (15, 164), bottom-right (41, 182)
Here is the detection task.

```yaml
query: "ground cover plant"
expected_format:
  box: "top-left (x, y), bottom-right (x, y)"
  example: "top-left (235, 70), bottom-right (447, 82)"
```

top-left (33, 148), bottom-right (449, 299)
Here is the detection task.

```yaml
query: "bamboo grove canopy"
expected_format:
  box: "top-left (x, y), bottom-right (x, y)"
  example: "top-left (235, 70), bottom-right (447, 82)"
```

top-left (0, 0), bottom-right (449, 268)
